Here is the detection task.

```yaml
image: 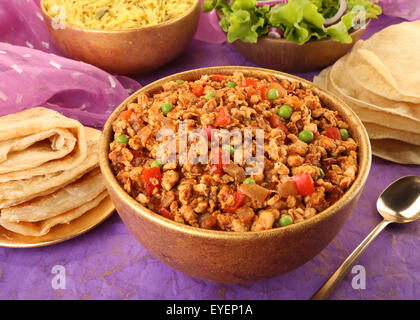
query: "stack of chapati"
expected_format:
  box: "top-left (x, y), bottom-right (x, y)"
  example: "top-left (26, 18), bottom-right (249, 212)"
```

top-left (0, 107), bottom-right (107, 236)
top-left (314, 21), bottom-right (420, 165)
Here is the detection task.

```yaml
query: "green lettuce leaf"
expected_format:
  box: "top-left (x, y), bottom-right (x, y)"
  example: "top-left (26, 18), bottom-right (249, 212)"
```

top-left (347, 0), bottom-right (382, 19)
top-left (268, 0), bottom-right (325, 45)
top-left (303, 0), bottom-right (326, 29)
top-left (202, 0), bottom-right (229, 13)
top-left (226, 9), bottom-right (265, 43)
top-left (326, 11), bottom-right (355, 43)
top-left (310, 0), bottom-right (342, 18)
top-left (204, 0), bottom-right (382, 45)
top-left (268, 0), bottom-right (306, 27)
top-left (231, 0), bottom-right (258, 11)
top-left (310, 0), bottom-right (382, 20)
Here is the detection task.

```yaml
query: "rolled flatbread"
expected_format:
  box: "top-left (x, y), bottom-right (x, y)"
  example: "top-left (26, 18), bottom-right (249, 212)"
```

top-left (0, 128), bottom-right (77, 173)
top-left (0, 191), bottom-right (108, 237)
top-left (0, 168), bottom-right (105, 223)
top-left (0, 141), bottom-right (99, 209)
top-left (0, 107), bottom-right (87, 182)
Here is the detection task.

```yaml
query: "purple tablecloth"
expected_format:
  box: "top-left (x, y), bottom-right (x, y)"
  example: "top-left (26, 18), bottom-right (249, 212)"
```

top-left (0, 13), bottom-right (419, 300)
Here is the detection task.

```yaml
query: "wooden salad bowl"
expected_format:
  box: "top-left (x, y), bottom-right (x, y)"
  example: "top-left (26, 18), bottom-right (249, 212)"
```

top-left (40, 0), bottom-right (201, 75)
top-left (221, 13), bottom-right (369, 73)
top-left (99, 66), bottom-right (372, 283)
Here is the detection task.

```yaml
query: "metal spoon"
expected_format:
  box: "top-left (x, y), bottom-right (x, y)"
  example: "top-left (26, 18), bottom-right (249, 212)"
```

top-left (311, 175), bottom-right (420, 300)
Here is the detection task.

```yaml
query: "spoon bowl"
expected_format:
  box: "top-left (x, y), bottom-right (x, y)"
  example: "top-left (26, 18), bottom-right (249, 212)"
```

top-left (377, 176), bottom-right (420, 223)
top-left (312, 175), bottom-right (420, 300)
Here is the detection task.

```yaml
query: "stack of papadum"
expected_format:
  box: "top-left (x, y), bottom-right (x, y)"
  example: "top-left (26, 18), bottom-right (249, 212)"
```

top-left (314, 21), bottom-right (420, 165)
top-left (0, 107), bottom-right (108, 237)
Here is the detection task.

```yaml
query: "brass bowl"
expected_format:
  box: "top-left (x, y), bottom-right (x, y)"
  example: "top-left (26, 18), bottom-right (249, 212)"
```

top-left (223, 19), bottom-right (369, 73)
top-left (40, 0), bottom-right (201, 75)
top-left (99, 66), bottom-right (372, 283)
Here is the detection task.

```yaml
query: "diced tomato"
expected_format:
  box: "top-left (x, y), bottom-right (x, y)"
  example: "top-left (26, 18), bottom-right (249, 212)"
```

top-left (268, 114), bottom-right (289, 136)
top-left (143, 166), bottom-right (162, 196)
top-left (224, 191), bottom-right (247, 214)
top-left (278, 123), bottom-right (289, 136)
top-left (191, 83), bottom-right (204, 97)
top-left (268, 114), bottom-right (282, 128)
top-left (158, 207), bottom-right (175, 221)
top-left (246, 87), bottom-right (259, 99)
top-left (210, 165), bottom-right (224, 176)
top-left (214, 107), bottom-right (231, 127)
top-left (201, 124), bottom-right (215, 141)
top-left (210, 149), bottom-right (224, 175)
top-left (291, 173), bottom-right (316, 197)
top-left (243, 78), bottom-right (257, 89)
top-left (246, 85), bottom-right (273, 100)
top-left (144, 183), bottom-right (156, 197)
top-left (211, 149), bottom-right (223, 165)
top-left (325, 127), bottom-right (342, 140)
top-left (210, 165), bottom-right (224, 175)
top-left (119, 109), bottom-right (133, 121)
top-left (211, 74), bottom-right (227, 82)
top-left (259, 86), bottom-right (268, 99)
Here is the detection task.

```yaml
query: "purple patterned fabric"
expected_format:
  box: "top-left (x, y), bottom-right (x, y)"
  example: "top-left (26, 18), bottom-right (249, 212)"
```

top-left (0, 0), bottom-right (141, 127)
top-left (380, 0), bottom-right (420, 21)
top-left (0, 0), bottom-right (419, 300)
top-left (0, 42), bottom-right (141, 127)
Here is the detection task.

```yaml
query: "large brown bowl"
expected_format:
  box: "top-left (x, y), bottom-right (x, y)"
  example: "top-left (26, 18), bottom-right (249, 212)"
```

top-left (227, 23), bottom-right (369, 73)
top-left (99, 66), bottom-right (371, 284)
top-left (40, 0), bottom-right (201, 75)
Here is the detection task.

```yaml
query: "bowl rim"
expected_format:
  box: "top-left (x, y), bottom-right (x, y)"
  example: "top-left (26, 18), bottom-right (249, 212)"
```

top-left (99, 66), bottom-right (372, 240)
top-left (40, 0), bottom-right (201, 34)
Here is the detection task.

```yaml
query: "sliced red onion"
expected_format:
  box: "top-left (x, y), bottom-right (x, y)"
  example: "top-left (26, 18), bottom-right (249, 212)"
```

top-left (323, 0), bottom-right (348, 27)
top-left (267, 27), bottom-right (283, 38)
top-left (256, 0), bottom-right (289, 7)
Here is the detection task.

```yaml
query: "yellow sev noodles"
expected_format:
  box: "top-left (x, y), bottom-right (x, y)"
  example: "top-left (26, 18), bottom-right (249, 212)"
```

top-left (42, 0), bottom-right (196, 31)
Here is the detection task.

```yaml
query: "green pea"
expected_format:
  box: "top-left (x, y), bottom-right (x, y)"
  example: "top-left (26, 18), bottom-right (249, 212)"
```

top-left (243, 178), bottom-right (256, 185)
top-left (318, 167), bottom-right (325, 180)
top-left (340, 128), bottom-right (349, 141)
top-left (299, 130), bottom-right (314, 143)
top-left (267, 88), bottom-right (279, 100)
top-left (206, 91), bottom-right (216, 100)
top-left (278, 105), bottom-right (293, 120)
top-left (243, 117), bottom-right (252, 121)
top-left (161, 103), bottom-right (173, 116)
top-left (150, 160), bottom-right (162, 169)
top-left (115, 134), bottom-right (129, 145)
top-left (222, 144), bottom-right (235, 156)
top-left (226, 81), bottom-right (237, 88)
top-left (279, 215), bottom-right (293, 227)
top-left (176, 80), bottom-right (184, 85)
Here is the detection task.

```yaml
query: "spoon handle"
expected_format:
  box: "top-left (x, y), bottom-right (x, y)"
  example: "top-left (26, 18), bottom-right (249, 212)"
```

top-left (311, 219), bottom-right (392, 300)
